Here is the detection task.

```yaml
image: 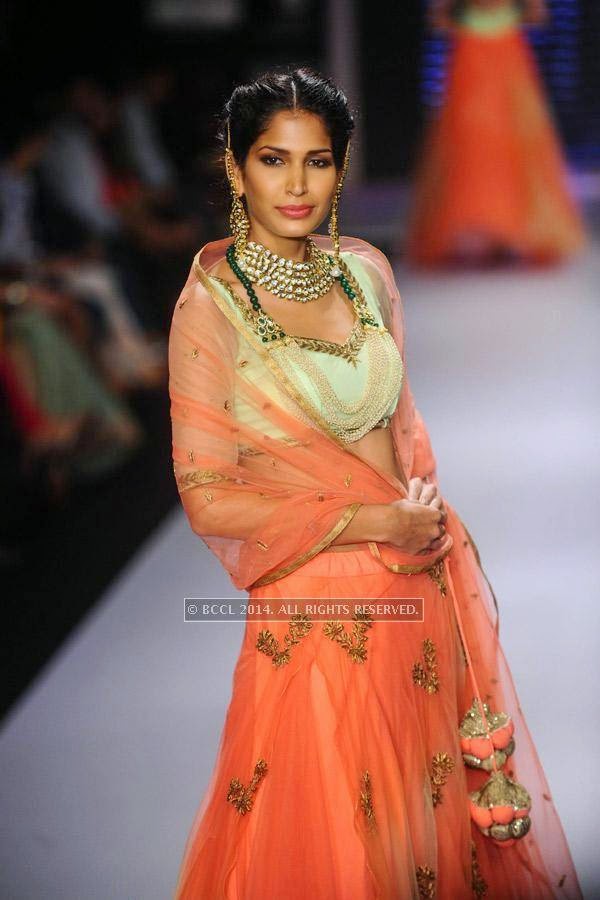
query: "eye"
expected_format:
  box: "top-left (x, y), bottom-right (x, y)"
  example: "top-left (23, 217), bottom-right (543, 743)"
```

top-left (259, 155), bottom-right (332, 168)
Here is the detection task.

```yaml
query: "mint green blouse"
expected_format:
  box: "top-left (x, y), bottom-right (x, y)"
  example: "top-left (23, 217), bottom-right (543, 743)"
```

top-left (208, 250), bottom-right (404, 444)
top-left (459, 3), bottom-right (521, 34)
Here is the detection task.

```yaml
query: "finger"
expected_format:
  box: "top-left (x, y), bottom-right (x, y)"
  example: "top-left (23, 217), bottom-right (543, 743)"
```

top-left (419, 483), bottom-right (438, 504)
top-left (429, 496), bottom-right (447, 519)
top-left (407, 477), bottom-right (423, 502)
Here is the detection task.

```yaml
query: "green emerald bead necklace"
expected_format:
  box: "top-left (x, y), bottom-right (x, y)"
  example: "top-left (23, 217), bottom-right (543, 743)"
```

top-left (225, 243), bottom-right (378, 344)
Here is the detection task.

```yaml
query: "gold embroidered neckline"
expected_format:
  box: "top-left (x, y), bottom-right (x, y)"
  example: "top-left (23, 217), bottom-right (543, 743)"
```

top-left (208, 262), bottom-right (381, 365)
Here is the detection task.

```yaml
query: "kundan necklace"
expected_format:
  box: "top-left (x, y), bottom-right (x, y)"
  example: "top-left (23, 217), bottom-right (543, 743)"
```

top-left (234, 236), bottom-right (340, 302)
top-left (225, 242), bottom-right (381, 356)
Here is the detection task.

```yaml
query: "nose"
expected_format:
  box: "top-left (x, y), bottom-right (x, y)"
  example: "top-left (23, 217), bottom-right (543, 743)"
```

top-left (286, 162), bottom-right (308, 197)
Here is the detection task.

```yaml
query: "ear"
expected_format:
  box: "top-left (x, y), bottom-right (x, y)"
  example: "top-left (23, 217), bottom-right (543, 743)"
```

top-left (231, 158), bottom-right (246, 197)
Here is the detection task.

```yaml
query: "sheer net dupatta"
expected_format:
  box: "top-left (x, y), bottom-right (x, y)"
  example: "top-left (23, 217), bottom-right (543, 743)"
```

top-left (168, 235), bottom-right (426, 591)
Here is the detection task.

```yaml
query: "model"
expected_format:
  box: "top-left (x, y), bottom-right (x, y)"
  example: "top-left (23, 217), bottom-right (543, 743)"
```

top-left (405, 0), bottom-right (587, 267)
top-left (168, 66), bottom-right (582, 898)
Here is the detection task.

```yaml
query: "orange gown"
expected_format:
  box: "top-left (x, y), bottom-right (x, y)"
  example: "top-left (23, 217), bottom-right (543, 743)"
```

top-left (405, 1), bottom-right (587, 266)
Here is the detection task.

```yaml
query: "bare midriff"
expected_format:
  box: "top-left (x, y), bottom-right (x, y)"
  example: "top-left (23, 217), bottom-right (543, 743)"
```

top-left (349, 426), bottom-right (409, 491)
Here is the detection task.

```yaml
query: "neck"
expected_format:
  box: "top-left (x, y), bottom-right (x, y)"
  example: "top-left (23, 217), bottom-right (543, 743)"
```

top-left (246, 222), bottom-right (309, 262)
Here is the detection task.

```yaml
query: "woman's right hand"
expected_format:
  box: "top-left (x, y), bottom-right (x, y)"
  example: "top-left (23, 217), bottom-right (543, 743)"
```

top-left (384, 497), bottom-right (447, 556)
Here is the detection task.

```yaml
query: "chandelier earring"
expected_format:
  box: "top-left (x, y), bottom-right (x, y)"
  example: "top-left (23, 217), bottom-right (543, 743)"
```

top-left (224, 119), bottom-right (250, 254)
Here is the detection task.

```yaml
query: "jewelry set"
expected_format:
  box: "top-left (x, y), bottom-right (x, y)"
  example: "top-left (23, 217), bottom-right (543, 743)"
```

top-left (222, 117), bottom-right (380, 345)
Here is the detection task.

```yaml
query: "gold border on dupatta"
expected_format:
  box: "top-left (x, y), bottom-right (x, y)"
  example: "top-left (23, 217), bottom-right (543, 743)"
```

top-left (250, 502), bottom-right (363, 588)
top-left (367, 538), bottom-right (453, 575)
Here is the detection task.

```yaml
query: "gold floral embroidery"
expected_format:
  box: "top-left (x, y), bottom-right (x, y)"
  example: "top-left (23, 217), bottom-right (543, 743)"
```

top-left (191, 347), bottom-right (199, 358)
top-left (204, 490), bottom-right (213, 502)
top-left (256, 613), bottom-right (313, 667)
top-left (226, 758), bottom-right (268, 814)
top-left (238, 358), bottom-right (248, 367)
top-left (359, 770), bottom-right (377, 831)
top-left (430, 752), bottom-right (455, 806)
top-left (224, 399), bottom-right (231, 411)
top-left (257, 540), bottom-right (269, 551)
top-left (176, 469), bottom-right (232, 493)
top-left (188, 449), bottom-right (194, 462)
top-left (344, 473), bottom-right (353, 487)
top-left (415, 864), bottom-right (436, 899)
top-left (322, 610), bottom-right (374, 663)
top-left (471, 840), bottom-right (487, 897)
top-left (412, 638), bottom-right (440, 694)
top-left (427, 558), bottom-right (447, 596)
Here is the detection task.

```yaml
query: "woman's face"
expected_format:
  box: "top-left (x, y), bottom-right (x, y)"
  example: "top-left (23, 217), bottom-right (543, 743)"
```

top-left (231, 109), bottom-right (340, 245)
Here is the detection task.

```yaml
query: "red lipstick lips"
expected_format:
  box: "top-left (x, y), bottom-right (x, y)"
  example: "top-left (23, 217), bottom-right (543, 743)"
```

top-left (276, 205), bottom-right (315, 219)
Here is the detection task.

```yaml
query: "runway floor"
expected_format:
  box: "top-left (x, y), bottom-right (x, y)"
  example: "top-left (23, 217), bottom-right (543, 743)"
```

top-left (1, 233), bottom-right (598, 898)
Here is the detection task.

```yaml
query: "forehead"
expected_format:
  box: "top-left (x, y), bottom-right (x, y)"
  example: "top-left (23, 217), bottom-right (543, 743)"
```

top-left (253, 109), bottom-right (331, 146)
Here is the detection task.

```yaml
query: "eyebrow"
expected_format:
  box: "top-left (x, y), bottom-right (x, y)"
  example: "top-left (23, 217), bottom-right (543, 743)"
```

top-left (257, 145), bottom-right (333, 154)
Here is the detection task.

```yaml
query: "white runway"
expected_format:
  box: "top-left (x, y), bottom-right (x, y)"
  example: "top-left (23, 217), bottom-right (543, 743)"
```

top-left (1, 242), bottom-right (598, 898)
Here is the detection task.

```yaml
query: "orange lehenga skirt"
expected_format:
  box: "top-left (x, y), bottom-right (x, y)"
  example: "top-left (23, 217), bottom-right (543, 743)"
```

top-left (173, 500), bottom-right (582, 899)
top-left (405, 21), bottom-right (587, 266)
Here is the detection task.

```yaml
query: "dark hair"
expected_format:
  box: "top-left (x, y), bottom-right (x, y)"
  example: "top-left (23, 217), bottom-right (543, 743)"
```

top-left (217, 65), bottom-right (355, 171)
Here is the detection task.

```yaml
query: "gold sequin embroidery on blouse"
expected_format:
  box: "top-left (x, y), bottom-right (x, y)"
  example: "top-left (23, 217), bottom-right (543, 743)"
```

top-left (359, 770), bottom-right (377, 832)
top-left (322, 610), bottom-right (374, 663)
top-left (226, 758), bottom-right (268, 815)
top-left (256, 613), bottom-right (313, 667)
top-left (412, 637), bottom-right (440, 694)
top-left (429, 752), bottom-right (455, 807)
top-left (471, 840), bottom-right (488, 897)
top-left (415, 865), bottom-right (436, 899)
